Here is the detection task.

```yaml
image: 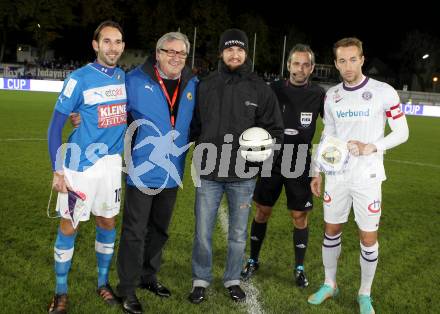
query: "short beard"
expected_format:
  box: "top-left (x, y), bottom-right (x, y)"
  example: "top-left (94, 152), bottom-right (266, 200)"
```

top-left (290, 73), bottom-right (308, 86)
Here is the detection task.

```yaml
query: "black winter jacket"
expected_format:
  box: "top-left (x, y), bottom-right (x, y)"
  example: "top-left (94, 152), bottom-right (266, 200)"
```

top-left (190, 59), bottom-right (284, 182)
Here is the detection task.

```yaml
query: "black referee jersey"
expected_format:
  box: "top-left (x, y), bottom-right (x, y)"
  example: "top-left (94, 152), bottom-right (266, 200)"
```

top-left (270, 79), bottom-right (325, 178)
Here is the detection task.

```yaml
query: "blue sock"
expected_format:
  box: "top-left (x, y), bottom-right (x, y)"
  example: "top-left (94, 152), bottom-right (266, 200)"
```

top-left (54, 229), bottom-right (77, 294)
top-left (95, 226), bottom-right (116, 288)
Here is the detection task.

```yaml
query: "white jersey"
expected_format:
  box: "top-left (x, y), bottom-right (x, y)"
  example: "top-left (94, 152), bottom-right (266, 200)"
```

top-left (323, 76), bottom-right (408, 182)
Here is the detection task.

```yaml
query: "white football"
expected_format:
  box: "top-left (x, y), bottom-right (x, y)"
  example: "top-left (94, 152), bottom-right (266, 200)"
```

top-left (239, 127), bottom-right (274, 162)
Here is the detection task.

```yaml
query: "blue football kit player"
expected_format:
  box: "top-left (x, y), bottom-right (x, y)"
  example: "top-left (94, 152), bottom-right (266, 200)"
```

top-left (47, 21), bottom-right (126, 313)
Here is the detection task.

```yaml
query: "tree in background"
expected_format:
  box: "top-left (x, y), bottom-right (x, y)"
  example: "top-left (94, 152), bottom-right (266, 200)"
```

top-left (236, 13), bottom-right (270, 72)
top-left (397, 30), bottom-right (440, 91)
top-left (19, 0), bottom-right (75, 63)
top-left (187, 0), bottom-right (232, 69)
top-left (0, 0), bottom-right (26, 62)
top-left (135, 0), bottom-right (181, 53)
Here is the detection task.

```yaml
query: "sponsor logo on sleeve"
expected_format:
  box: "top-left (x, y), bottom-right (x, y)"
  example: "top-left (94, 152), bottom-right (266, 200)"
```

top-left (63, 78), bottom-right (77, 98)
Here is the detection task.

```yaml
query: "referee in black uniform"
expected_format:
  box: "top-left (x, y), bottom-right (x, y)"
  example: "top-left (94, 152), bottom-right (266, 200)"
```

top-left (241, 44), bottom-right (325, 287)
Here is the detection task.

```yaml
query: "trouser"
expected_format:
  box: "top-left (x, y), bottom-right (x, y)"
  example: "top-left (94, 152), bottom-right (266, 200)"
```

top-left (191, 178), bottom-right (256, 288)
top-left (117, 184), bottom-right (177, 296)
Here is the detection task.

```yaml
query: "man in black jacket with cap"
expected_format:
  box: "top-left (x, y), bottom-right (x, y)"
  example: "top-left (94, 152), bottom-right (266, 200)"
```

top-left (188, 28), bottom-right (284, 304)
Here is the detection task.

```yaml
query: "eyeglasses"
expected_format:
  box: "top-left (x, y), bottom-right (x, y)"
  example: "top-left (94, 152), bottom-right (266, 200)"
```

top-left (159, 48), bottom-right (188, 59)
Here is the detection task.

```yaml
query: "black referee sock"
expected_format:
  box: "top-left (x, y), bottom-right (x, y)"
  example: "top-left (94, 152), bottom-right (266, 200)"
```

top-left (293, 227), bottom-right (309, 268)
top-left (250, 219), bottom-right (267, 262)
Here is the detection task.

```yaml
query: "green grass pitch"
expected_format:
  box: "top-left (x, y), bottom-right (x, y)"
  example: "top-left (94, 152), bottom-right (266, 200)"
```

top-left (0, 89), bottom-right (439, 313)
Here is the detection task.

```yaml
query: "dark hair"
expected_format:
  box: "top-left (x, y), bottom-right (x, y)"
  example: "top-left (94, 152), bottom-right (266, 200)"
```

top-left (333, 37), bottom-right (363, 59)
top-left (287, 44), bottom-right (315, 65)
top-left (93, 20), bottom-right (124, 42)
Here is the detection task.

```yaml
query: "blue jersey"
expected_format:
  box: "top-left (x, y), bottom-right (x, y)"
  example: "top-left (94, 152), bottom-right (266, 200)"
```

top-left (54, 62), bottom-right (127, 171)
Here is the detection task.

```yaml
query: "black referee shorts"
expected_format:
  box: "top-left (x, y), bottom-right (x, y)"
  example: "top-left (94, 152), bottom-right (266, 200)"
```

top-left (253, 173), bottom-right (313, 211)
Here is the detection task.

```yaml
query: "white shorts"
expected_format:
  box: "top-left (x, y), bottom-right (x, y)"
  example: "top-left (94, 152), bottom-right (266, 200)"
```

top-left (323, 178), bottom-right (382, 232)
top-left (56, 154), bottom-right (122, 222)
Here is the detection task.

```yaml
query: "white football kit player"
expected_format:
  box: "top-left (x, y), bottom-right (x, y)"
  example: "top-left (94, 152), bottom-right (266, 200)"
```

top-left (321, 76), bottom-right (408, 231)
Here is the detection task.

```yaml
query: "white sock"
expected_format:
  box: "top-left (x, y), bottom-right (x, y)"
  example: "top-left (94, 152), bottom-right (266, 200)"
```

top-left (322, 232), bottom-right (342, 288)
top-left (359, 242), bottom-right (379, 296)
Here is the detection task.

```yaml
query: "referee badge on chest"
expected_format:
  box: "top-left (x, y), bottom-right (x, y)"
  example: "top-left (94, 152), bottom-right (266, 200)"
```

top-left (300, 112), bottom-right (313, 128)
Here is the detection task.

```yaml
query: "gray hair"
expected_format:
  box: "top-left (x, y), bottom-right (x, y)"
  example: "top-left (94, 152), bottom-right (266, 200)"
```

top-left (287, 44), bottom-right (315, 65)
top-left (156, 32), bottom-right (190, 54)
